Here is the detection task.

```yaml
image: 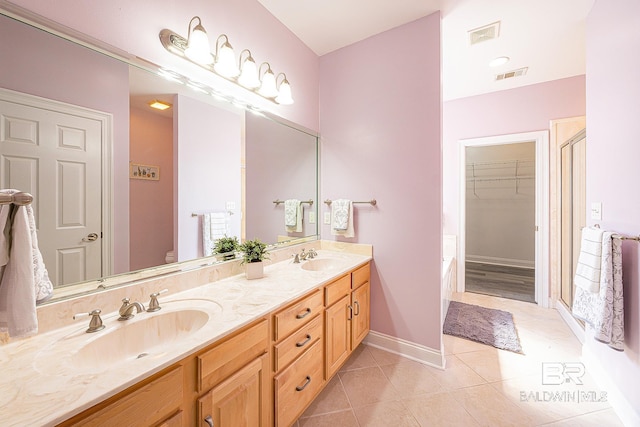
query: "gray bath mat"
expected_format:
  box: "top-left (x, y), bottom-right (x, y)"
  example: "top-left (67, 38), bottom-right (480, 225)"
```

top-left (444, 301), bottom-right (523, 353)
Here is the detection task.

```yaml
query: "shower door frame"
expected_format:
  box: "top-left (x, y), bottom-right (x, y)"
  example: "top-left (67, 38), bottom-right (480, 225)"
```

top-left (458, 131), bottom-right (550, 308)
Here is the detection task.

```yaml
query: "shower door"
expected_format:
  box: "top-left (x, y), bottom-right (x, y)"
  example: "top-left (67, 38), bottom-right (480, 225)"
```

top-left (559, 129), bottom-right (586, 310)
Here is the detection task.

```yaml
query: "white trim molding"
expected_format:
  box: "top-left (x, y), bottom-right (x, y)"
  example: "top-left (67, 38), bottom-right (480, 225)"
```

top-left (363, 331), bottom-right (445, 369)
top-left (458, 130), bottom-right (550, 308)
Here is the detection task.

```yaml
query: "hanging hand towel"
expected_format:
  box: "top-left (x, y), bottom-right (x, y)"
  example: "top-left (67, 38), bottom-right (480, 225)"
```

top-left (202, 213), bottom-right (228, 256)
top-left (331, 199), bottom-right (354, 238)
top-left (574, 226), bottom-right (604, 293)
top-left (25, 204), bottom-right (53, 303)
top-left (284, 199), bottom-right (303, 233)
top-left (0, 203), bottom-right (38, 338)
top-left (572, 232), bottom-right (625, 351)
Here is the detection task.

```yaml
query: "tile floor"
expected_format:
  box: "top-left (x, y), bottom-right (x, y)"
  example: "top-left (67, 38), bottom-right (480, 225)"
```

top-left (294, 292), bottom-right (624, 427)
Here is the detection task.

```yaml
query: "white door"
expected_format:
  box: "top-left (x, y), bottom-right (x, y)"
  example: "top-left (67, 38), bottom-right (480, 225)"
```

top-left (0, 93), bottom-right (103, 287)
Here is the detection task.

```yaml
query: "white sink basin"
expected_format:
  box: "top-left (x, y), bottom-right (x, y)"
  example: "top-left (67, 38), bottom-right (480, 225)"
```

top-left (301, 258), bottom-right (341, 272)
top-left (72, 309), bottom-right (209, 369)
top-left (35, 299), bottom-right (221, 374)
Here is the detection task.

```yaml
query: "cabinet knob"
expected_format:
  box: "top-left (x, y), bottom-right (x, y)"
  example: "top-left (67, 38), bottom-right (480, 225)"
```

top-left (204, 415), bottom-right (214, 427)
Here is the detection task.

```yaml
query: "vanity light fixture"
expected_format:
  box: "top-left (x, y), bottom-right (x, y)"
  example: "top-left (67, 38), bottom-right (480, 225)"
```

top-left (148, 100), bottom-right (172, 110)
top-left (258, 62), bottom-right (279, 98)
top-left (184, 16), bottom-right (213, 65)
top-left (214, 34), bottom-right (240, 78)
top-left (237, 49), bottom-right (260, 89)
top-left (275, 73), bottom-right (293, 105)
top-left (159, 17), bottom-right (293, 105)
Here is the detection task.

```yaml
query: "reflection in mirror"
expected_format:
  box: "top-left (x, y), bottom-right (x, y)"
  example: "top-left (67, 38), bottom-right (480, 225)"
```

top-left (0, 12), bottom-right (318, 303)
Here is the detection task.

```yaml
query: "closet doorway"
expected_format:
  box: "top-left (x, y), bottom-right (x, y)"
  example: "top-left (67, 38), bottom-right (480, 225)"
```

top-left (458, 131), bottom-right (549, 307)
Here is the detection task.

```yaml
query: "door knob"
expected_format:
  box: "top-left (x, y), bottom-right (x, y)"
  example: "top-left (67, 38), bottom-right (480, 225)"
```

top-left (83, 232), bottom-right (99, 242)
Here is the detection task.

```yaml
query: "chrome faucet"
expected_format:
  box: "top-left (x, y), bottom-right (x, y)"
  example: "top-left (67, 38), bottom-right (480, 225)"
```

top-left (118, 298), bottom-right (145, 320)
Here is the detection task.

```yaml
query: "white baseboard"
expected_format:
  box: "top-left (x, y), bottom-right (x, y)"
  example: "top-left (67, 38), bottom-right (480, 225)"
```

top-left (582, 348), bottom-right (640, 427)
top-left (363, 331), bottom-right (445, 369)
top-left (555, 301), bottom-right (584, 343)
top-left (466, 255), bottom-right (534, 269)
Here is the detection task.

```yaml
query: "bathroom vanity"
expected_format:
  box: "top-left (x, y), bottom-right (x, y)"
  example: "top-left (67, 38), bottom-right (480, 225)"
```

top-left (0, 245), bottom-right (371, 427)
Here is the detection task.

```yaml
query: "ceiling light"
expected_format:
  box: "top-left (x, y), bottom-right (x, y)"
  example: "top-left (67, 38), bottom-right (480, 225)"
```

top-left (275, 73), bottom-right (294, 105)
top-left (148, 100), bottom-right (172, 110)
top-left (159, 18), bottom-right (294, 105)
top-left (489, 56), bottom-right (510, 67)
top-left (184, 17), bottom-right (213, 65)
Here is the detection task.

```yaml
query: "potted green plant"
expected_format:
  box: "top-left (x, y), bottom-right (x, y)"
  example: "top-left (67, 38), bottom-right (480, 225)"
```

top-left (238, 238), bottom-right (269, 279)
top-left (213, 235), bottom-right (239, 261)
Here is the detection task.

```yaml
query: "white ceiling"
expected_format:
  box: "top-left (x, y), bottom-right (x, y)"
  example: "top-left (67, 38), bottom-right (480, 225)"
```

top-left (257, 0), bottom-right (594, 100)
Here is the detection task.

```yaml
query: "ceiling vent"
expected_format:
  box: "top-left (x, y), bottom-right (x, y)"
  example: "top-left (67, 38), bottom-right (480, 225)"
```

top-left (468, 21), bottom-right (500, 45)
top-left (496, 67), bottom-right (528, 81)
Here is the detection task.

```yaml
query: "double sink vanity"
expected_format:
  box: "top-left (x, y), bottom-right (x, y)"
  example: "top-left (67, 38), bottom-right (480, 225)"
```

top-left (0, 243), bottom-right (372, 427)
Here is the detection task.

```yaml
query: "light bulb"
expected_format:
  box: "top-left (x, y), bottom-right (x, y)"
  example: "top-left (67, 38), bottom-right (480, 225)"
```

top-left (214, 37), bottom-right (239, 78)
top-left (184, 18), bottom-right (213, 65)
top-left (275, 78), bottom-right (293, 105)
top-left (238, 57), bottom-right (260, 89)
top-left (258, 68), bottom-right (278, 98)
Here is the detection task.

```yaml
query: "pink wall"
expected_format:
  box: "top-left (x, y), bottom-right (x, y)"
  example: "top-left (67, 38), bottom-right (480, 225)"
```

top-left (4, 0), bottom-right (319, 131)
top-left (319, 14), bottom-right (442, 349)
top-left (585, 0), bottom-right (640, 418)
top-left (442, 75), bottom-right (586, 236)
top-left (0, 14), bottom-right (131, 274)
top-left (129, 107), bottom-right (174, 271)
top-left (245, 113), bottom-right (317, 242)
top-left (174, 95), bottom-right (242, 261)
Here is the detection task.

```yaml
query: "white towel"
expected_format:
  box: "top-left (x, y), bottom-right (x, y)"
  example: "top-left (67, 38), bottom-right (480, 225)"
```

top-left (574, 227), bottom-right (604, 293)
top-left (202, 213), bottom-right (228, 256)
top-left (331, 199), bottom-right (354, 238)
top-left (25, 203), bottom-right (53, 304)
top-left (284, 199), bottom-right (302, 233)
top-left (0, 204), bottom-right (38, 338)
top-left (573, 232), bottom-right (624, 351)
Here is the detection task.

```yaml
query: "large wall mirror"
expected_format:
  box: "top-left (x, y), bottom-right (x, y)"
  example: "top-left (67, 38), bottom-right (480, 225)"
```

top-left (0, 13), bottom-right (318, 303)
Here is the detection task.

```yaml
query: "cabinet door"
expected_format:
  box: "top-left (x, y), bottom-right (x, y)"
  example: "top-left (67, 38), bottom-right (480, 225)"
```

top-left (351, 281), bottom-right (370, 349)
top-left (325, 294), bottom-right (351, 379)
top-left (198, 354), bottom-right (269, 427)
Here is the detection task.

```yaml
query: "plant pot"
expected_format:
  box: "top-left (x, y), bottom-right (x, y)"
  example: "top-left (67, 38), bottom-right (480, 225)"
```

top-left (245, 261), bottom-right (264, 280)
top-left (221, 252), bottom-right (236, 261)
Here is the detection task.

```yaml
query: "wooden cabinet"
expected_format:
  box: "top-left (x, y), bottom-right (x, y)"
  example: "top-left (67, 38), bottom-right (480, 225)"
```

top-left (325, 263), bottom-right (371, 379)
top-left (272, 291), bottom-right (325, 426)
top-left (60, 365), bottom-right (184, 427)
top-left (196, 319), bottom-right (270, 427)
top-left (198, 354), bottom-right (269, 427)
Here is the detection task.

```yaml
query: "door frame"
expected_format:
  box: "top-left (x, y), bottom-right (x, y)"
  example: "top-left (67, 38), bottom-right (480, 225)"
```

top-left (458, 130), bottom-right (550, 307)
top-left (0, 87), bottom-right (114, 278)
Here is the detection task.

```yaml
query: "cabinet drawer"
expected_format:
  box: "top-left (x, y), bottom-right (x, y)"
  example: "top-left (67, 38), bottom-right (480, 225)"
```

top-left (274, 340), bottom-right (324, 427)
top-left (198, 319), bottom-right (268, 392)
top-left (273, 290), bottom-right (323, 341)
top-left (324, 274), bottom-right (350, 306)
top-left (274, 314), bottom-right (322, 372)
top-left (352, 263), bottom-right (370, 289)
top-left (66, 366), bottom-right (183, 427)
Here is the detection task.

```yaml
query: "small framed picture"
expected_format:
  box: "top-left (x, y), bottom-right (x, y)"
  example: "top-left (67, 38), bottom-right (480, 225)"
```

top-left (130, 163), bottom-right (160, 180)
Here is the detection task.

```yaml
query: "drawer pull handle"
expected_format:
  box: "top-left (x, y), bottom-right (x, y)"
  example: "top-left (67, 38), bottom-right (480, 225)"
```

top-left (204, 415), bottom-right (214, 427)
top-left (296, 308), bottom-right (311, 319)
top-left (296, 334), bottom-right (312, 347)
top-left (296, 376), bottom-right (311, 391)
top-left (354, 300), bottom-right (360, 316)
top-left (348, 305), bottom-right (353, 320)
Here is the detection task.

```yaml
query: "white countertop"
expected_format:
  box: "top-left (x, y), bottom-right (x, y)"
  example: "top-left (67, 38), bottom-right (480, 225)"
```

top-left (0, 250), bottom-right (371, 427)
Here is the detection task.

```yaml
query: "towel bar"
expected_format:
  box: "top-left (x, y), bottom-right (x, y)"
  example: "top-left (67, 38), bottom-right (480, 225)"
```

top-left (593, 224), bottom-right (640, 241)
top-left (324, 199), bottom-right (377, 206)
top-left (272, 199), bottom-right (314, 206)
